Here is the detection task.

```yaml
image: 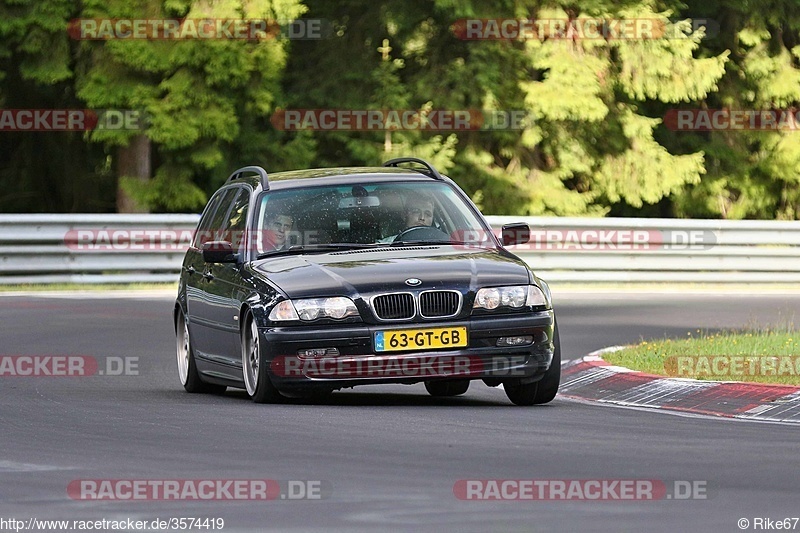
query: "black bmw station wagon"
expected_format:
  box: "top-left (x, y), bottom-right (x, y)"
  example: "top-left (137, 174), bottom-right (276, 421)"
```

top-left (174, 158), bottom-right (560, 405)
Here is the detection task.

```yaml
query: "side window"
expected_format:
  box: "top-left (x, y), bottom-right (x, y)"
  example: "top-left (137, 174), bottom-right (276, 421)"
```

top-left (226, 189), bottom-right (250, 252)
top-left (192, 191), bottom-right (225, 249)
top-left (192, 188), bottom-right (238, 248)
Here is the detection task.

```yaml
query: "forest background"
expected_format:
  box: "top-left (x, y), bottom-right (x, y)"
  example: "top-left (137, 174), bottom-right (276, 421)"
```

top-left (1, 0), bottom-right (799, 220)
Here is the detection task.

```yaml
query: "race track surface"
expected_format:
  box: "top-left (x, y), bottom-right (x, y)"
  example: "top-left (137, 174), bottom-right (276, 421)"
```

top-left (1, 291), bottom-right (799, 532)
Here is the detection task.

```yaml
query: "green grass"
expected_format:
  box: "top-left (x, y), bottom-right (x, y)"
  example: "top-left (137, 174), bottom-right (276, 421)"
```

top-left (0, 283), bottom-right (177, 292)
top-left (602, 326), bottom-right (800, 385)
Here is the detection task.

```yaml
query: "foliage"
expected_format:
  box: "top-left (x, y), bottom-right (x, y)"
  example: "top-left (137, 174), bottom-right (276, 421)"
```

top-left (0, 0), bottom-right (799, 218)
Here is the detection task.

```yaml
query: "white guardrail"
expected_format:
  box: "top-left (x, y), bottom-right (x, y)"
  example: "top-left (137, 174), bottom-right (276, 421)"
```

top-left (1, 214), bottom-right (799, 284)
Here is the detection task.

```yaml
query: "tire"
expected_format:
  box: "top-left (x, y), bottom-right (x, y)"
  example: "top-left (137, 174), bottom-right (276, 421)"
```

top-left (504, 317), bottom-right (561, 406)
top-left (176, 311), bottom-right (226, 394)
top-left (242, 315), bottom-right (283, 404)
top-left (425, 379), bottom-right (470, 397)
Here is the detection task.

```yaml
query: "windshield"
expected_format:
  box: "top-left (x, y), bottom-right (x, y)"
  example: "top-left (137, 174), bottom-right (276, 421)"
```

top-left (253, 181), bottom-right (493, 255)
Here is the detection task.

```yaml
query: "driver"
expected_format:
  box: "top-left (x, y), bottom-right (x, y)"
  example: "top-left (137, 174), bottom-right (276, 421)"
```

top-left (403, 193), bottom-right (434, 229)
top-left (265, 213), bottom-right (294, 251)
top-left (379, 192), bottom-right (435, 243)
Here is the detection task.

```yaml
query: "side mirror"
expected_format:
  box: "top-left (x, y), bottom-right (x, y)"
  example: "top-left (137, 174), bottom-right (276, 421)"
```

top-left (202, 241), bottom-right (238, 263)
top-left (501, 223), bottom-right (530, 246)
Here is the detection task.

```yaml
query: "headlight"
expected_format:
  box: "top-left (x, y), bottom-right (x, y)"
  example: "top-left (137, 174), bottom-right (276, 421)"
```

top-left (473, 285), bottom-right (547, 310)
top-left (268, 297), bottom-right (359, 321)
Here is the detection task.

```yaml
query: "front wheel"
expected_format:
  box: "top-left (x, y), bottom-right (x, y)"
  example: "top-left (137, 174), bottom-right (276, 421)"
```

top-left (504, 318), bottom-right (561, 406)
top-left (176, 311), bottom-right (226, 394)
top-left (242, 315), bottom-right (283, 403)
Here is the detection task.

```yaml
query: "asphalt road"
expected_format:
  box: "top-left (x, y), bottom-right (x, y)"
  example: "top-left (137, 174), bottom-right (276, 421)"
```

top-left (1, 291), bottom-right (799, 532)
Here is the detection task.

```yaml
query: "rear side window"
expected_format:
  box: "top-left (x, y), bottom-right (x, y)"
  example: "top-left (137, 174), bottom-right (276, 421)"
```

top-left (192, 188), bottom-right (239, 248)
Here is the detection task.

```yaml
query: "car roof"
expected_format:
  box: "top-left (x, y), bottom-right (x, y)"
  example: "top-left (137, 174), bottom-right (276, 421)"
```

top-left (228, 167), bottom-right (450, 192)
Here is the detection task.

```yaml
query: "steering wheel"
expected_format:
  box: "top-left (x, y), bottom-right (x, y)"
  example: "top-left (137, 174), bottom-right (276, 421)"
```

top-left (393, 225), bottom-right (451, 243)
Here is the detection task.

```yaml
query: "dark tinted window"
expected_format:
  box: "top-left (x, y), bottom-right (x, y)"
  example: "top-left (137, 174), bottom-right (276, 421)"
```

top-left (227, 189), bottom-right (251, 252)
top-left (227, 189), bottom-right (250, 232)
top-left (192, 191), bottom-right (225, 248)
top-left (193, 188), bottom-right (239, 248)
top-left (254, 181), bottom-right (491, 251)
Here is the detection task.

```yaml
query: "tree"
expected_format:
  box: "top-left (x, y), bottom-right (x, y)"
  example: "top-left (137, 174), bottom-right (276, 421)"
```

top-left (2, 0), bottom-right (799, 219)
top-left (76, 0), bottom-right (307, 212)
top-left (669, 0), bottom-right (800, 219)
top-left (0, 0), bottom-right (115, 212)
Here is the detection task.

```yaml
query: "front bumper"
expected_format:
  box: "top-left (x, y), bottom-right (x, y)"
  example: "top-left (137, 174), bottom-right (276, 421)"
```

top-left (260, 310), bottom-right (555, 390)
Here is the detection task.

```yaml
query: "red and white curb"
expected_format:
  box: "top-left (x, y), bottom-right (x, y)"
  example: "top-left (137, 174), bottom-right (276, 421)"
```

top-left (559, 347), bottom-right (800, 423)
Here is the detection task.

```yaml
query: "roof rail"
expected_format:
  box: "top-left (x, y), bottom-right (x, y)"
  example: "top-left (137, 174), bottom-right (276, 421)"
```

top-left (383, 157), bottom-right (444, 180)
top-left (226, 166), bottom-right (269, 190)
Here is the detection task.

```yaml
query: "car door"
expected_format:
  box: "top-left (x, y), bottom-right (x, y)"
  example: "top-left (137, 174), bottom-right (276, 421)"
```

top-left (200, 187), bottom-right (253, 370)
top-left (185, 187), bottom-right (239, 361)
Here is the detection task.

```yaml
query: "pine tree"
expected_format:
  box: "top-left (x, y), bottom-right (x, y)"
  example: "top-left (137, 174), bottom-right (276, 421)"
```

top-left (76, 0), bottom-right (307, 212)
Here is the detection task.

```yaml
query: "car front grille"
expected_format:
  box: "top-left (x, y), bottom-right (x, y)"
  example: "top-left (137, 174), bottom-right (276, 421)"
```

top-left (371, 293), bottom-right (415, 320)
top-left (419, 290), bottom-right (461, 318)
top-left (370, 291), bottom-right (462, 320)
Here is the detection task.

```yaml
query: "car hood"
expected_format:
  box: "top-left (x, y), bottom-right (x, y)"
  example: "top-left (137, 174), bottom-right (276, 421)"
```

top-left (251, 246), bottom-right (532, 299)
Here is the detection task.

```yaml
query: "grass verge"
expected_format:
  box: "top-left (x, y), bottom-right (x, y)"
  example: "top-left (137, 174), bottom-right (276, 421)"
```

top-left (602, 326), bottom-right (800, 386)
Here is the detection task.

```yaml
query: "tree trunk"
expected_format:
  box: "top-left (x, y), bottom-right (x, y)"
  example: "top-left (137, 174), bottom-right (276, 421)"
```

top-left (116, 134), bottom-right (151, 213)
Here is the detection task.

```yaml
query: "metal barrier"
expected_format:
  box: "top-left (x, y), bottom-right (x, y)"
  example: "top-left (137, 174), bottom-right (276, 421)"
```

top-left (1, 214), bottom-right (799, 284)
top-left (0, 214), bottom-right (193, 284)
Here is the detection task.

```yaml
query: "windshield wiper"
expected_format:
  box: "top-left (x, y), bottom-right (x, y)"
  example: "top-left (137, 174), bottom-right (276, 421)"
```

top-left (256, 243), bottom-right (380, 259)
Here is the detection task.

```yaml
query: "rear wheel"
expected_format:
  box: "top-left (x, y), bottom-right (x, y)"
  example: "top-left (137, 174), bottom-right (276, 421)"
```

top-left (176, 311), bottom-right (226, 394)
top-left (242, 315), bottom-right (283, 404)
top-left (504, 318), bottom-right (561, 406)
top-left (425, 379), bottom-right (470, 397)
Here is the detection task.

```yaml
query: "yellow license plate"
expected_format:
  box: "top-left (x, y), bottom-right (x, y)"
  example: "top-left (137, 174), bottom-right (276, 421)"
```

top-left (374, 327), bottom-right (468, 352)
